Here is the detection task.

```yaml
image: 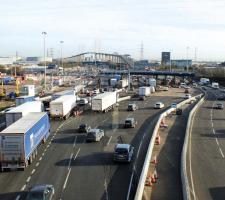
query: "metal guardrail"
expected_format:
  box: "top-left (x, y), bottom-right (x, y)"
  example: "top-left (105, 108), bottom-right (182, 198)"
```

top-left (181, 91), bottom-right (205, 200)
top-left (134, 94), bottom-right (202, 200)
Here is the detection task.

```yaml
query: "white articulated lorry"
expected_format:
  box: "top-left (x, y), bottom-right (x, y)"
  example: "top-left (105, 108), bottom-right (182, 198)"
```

top-left (5, 101), bottom-right (43, 127)
top-left (50, 95), bottom-right (76, 119)
top-left (92, 92), bottom-right (117, 112)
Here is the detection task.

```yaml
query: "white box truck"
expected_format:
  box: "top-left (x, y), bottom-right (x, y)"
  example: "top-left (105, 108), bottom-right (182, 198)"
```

top-left (149, 78), bottom-right (156, 87)
top-left (92, 92), bottom-right (117, 112)
top-left (118, 79), bottom-right (128, 88)
top-left (138, 87), bottom-right (151, 97)
top-left (212, 82), bottom-right (219, 89)
top-left (5, 101), bottom-right (43, 127)
top-left (50, 95), bottom-right (76, 119)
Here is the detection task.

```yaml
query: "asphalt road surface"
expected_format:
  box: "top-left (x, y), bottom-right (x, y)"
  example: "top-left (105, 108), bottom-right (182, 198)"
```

top-left (187, 87), bottom-right (225, 200)
top-left (0, 88), bottom-right (189, 200)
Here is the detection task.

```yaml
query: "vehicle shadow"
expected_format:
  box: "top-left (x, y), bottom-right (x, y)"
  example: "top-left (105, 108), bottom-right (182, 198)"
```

top-left (209, 186), bottom-right (225, 200)
top-left (200, 130), bottom-right (225, 138)
top-left (52, 135), bottom-right (85, 144)
top-left (55, 152), bottom-right (115, 167)
top-left (0, 191), bottom-right (27, 200)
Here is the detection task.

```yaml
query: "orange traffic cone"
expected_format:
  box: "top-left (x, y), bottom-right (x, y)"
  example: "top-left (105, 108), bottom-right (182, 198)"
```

top-left (154, 169), bottom-right (158, 179)
top-left (151, 155), bottom-right (157, 164)
top-left (151, 174), bottom-right (156, 183)
top-left (155, 135), bottom-right (161, 145)
top-left (145, 175), bottom-right (152, 186)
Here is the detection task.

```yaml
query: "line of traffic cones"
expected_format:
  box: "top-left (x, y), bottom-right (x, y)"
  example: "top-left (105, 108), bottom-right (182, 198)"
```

top-left (145, 169), bottom-right (158, 187)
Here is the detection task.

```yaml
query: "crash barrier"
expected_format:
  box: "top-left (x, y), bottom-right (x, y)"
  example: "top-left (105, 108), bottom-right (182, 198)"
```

top-left (134, 93), bottom-right (203, 200)
top-left (181, 92), bottom-right (205, 200)
top-left (117, 96), bottom-right (131, 102)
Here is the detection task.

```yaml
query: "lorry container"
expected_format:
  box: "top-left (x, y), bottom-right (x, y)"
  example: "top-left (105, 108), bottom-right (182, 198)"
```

top-left (53, 78), bottom-right (63, 86)
top-left (200, 78), bottom-right (210, 85)
top-left (138, 87), bottom-right (151, 97)
top-left (15, 95), bottom-right (35, 107)
top-left (52, 90), bottom-right (75, 100)
top-left (212, 82), bottom-right (219, 89)
top-left (110, 79), bottom-right (117, 86)
top-left (149, 78), bottom-right (156, 87)
top-left (20, 85), bottom-right (35, 96)
top-left (150, 86), bottom-right (155, 93)
top-left (118, 79), bottom-right (128, 88)
top-left (0, 112), bottom-right (50, 171)
top-left (92, 92), bottom-right (117, 112)
top-left (50, 95), bottom-right (76, 119)
top-left (5, 101), bottom-right (43, 127)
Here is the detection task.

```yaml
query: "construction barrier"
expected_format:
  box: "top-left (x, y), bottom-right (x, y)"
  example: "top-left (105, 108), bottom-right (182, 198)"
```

top-left (134, 93), bottom-right (203, 200)
top-left (181, 92), bottom-right (205, 200)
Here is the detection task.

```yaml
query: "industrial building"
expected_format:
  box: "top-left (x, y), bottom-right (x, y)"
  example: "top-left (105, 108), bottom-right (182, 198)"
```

top-left (161, 52), bottom-right (171, 66)
top-left (171, 59), bottom-right (192, 67)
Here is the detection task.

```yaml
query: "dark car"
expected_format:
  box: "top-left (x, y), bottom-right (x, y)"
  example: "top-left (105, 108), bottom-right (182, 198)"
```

top-left (139, 96), bottom-right (146, 101)
top-left (114, 144), bottom-right (134, 162)
top-left (217, 95), bottom-right (225, 100)
top-left (25, 184), bottom-right (54, 200)
top-left (78, 124), bottom-right (91, 133)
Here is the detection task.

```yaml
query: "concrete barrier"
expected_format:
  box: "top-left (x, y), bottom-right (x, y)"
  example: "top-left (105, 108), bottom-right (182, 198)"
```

top-left (181, 92), bottom-right (205, 200)
top-left (134, 94), bottom-right (203, 200)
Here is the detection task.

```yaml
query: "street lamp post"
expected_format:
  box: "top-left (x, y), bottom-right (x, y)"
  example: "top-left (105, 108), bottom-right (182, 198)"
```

top-left (186, 46), bottom-right (189, 73)
top-left (42, 31), bottom-right (47, 91)
top-left (60, 41), bottom-right (64, 69)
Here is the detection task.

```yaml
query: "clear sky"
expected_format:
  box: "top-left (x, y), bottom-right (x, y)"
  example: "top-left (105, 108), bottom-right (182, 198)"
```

top-left (0, 0), bottom-right (225, 61)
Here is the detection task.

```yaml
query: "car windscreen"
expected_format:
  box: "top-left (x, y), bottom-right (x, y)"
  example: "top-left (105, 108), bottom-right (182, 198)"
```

top-left (26, 191), bottom-right (43, 200)
top-left (87, 132), bottom-right (96, 136)
top-left (115, 148), bottom-right (128, 154)
top-left (125, 120), bottom-right (131, 124)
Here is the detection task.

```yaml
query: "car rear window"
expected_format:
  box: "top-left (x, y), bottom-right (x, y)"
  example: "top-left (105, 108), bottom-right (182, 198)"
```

top-left (115, 148), bottom-right (128, 154)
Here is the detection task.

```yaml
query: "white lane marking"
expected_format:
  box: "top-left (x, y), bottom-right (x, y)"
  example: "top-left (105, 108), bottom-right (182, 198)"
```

top-left (107, 136), bottom-right (112, 146)
top-left (31, 169), bottom-right (36, 175)
top-left (126, 171), bottom-right (134, 200)
top-left (15, 195), bottom-right (20, 200)
top-left (104, 178), bottom-right (109, 200)
top-left (35, 162), bottom-right (40, 167)
top-left (39, 157), bottom-right (42, 161)
top-left (47, 144), bottom-right (50, 148)
top-left (219, 148), bottom-right (225, 158)
top-left (136, 140), bottom-right (142, 159)
top-left (42, 153), bottom-right (45, 156)
top-left (74, 148), bottom-right (80, 160)
top-left (211, 100), bottom-right (224, 159)
top-left (68, 153), bottom-right (74, 170)
top-left (26, 176), bottom-right (31, 183)
top-left (21, 185), bottom-right (26, 191)
top-left (63, 168), bottom-right (71, 190)
top-left (73, 136), bottom-right (77, 148)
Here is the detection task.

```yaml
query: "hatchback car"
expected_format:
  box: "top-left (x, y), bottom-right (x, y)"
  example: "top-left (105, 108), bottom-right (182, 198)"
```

top-left (124, 118), bottom-right (137, 128)
top-left (114, 143), bottom-right (134, 163)
top-left (184, 94), bottom-right (192, 99)
top-left (215, 102), bottom-right (224, 109)
top-left (25, 184), bottom-right (54, 200)
top-left (78, 124), bottom-right (91, 133)
top-left (86, 129), bottom-right (104, 142)
top-left (171, 102), bottom-right (177, 108)
top-left (154, 102), bottom-right (164, 109)
top-left (127, 103), bottom-right (138, 111)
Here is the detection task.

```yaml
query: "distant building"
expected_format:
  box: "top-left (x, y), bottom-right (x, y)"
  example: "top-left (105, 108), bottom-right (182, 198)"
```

top-left (26, 57), bottom-right (52, 64)
top-left (171, 59), bottom-right (192, 67)
top-left (161, 52), bottom-right (171, 66)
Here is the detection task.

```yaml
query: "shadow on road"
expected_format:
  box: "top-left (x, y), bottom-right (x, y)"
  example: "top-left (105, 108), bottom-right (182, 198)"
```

top-left (209, 187), bottom-right (225, 200)
top-left (0, 191), bottom-right (27, 200)
top-left (201, 131), bottom-right (225, 139)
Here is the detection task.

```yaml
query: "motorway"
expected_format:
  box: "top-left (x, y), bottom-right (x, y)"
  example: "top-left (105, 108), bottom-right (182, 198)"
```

top-left (187, 87), bottom-right (225, 200)
top-left (0, 88), bottom-right (187, 200)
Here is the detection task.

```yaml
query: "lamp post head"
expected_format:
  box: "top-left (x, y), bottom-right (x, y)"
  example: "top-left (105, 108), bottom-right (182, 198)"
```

top-left (42, 31), bottom-right (47, 35)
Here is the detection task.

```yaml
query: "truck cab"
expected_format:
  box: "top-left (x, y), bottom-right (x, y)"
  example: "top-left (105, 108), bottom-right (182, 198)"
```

top-left (124, 118), bottom-right (137, 128)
